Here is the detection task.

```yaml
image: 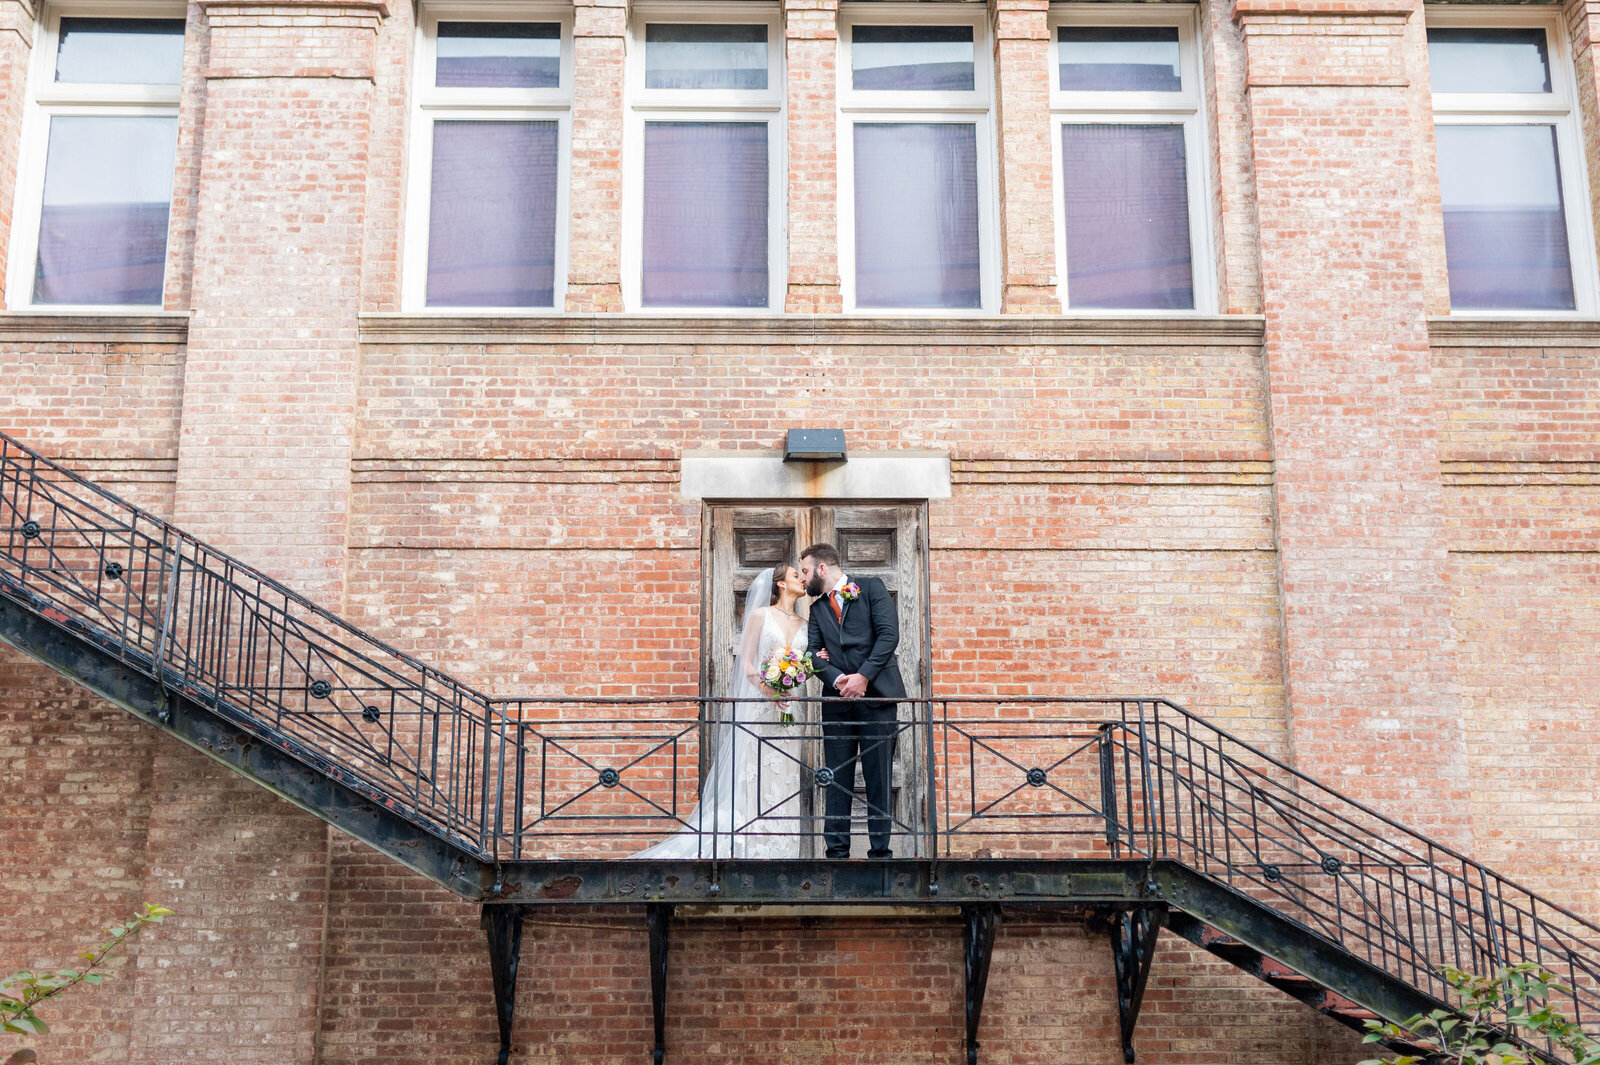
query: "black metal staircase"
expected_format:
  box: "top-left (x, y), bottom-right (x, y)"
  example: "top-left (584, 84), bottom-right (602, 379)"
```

top-left (3, 428), bottom-right (1597, 1065)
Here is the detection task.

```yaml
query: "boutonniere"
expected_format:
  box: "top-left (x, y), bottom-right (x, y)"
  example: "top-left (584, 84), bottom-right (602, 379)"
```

top-left (839, 582), bottom-right (861, 602)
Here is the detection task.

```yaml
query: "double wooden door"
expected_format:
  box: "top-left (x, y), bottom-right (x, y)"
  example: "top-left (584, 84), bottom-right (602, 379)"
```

top-left (702, 503), bottom-right (930, 856)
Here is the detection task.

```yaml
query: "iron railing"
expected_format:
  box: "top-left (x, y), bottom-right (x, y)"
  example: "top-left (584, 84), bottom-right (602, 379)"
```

top-left (2, 428), bottom-right (1598, 1044)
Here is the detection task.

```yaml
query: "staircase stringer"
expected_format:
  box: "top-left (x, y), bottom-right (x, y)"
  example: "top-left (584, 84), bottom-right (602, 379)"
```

top-left (1156, 862), bottom-right (1446, 1034)
top-left (0, 592), bottom-right (496, 900)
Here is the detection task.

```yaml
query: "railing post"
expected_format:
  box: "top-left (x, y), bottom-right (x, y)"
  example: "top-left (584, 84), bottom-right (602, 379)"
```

top-left (152, 536), bottom-right (183, 708)
top-left (513, 718), bottom-right (527, 862)
top-left (490, 699), bottom-right (506, 862)
top-left (1134, 701), bottom-right (1159, 856)
top-left (923, 697), bottom-right (939, 861)
top-left (1099, 723), bottom-right (1120, 859)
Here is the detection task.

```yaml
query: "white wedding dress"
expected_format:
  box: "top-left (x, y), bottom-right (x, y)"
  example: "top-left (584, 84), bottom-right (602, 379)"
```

top-left (633, 593), bottom-right (809, 860)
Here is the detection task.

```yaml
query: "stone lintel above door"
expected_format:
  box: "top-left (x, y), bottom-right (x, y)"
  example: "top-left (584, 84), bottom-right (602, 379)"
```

top-left (681, 451), bottom-right (951, 501)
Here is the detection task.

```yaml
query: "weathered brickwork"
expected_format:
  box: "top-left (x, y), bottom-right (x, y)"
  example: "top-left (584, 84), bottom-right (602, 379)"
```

top-left (1237, 2), bottom-right (1470, 845)
top-left (783, 0), bottom-right (843, 313)
top-left (565, 0), bottom-right (627, 313)
top-left (995, 0), bottom-right (1056, 313)
top-left (0, 0), bottom-right (1597, 1062)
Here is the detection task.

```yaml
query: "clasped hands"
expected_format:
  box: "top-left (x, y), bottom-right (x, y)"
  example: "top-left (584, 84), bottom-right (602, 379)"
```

top-left (813, 649), bottom-right (868, 699)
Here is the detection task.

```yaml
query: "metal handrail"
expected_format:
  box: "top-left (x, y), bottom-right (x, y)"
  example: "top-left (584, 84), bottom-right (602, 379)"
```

top-left (2, 428), bottom-right (1597, 1044)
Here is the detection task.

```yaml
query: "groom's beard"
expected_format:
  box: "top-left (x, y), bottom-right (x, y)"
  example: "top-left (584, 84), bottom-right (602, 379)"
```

top-left (805, 575), bottom-right (825, 597)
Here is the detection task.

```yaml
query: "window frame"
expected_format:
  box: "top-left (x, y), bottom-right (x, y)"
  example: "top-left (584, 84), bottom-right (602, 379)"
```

top-left (6, 0), bottom-right (188, 311)
top-left (622, 1), bottom-right (786, 313)
top-left (1426, 5), bottom-right (1598, 317)
top-left (402, 2), bottom-right (574, 313)
top-left (1046, 3), bottom-right (1215, 315)
top-left (836, 2), bottom-right (1000, 315)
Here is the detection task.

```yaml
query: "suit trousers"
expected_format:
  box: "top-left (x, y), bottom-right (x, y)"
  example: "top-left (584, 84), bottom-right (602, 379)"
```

top-left (820, 700), bottom-right (897, 859)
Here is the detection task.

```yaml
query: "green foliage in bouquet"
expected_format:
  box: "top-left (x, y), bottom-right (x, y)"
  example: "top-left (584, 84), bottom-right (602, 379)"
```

top-left (1359, 963), bottom-right (1600, 1065)
top-left (2, 903), bottom-right (172, 1041)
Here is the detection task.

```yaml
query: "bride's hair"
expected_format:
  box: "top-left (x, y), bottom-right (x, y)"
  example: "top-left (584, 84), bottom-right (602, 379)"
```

top-left (768, 563), bottom-right (795, 606)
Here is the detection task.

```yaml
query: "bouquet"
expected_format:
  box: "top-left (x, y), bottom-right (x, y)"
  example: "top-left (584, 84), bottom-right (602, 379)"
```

top-left (758, 646), bottom-right (818, 724)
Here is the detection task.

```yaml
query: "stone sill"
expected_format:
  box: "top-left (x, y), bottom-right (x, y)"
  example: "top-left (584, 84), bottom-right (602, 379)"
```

top-left (0, 312), bottom-right (189, 344)
top-left (357, 313), bottom-right (1267, 349)
top-left (1428, 317), bottom-right (1600, 348)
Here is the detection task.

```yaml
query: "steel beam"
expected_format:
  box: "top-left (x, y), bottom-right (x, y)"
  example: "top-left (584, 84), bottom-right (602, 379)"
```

top-left (491, 858), bottom-right (1149, 906)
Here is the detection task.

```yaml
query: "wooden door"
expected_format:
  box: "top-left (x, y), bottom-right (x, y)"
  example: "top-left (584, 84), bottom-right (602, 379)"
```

top-left (703, 503), bottom-right (931, 857)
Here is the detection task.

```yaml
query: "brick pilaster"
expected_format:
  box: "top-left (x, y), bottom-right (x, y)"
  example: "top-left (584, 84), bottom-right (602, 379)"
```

top-left (565, 0), bottom-right (626, 313)
top-left (143, 3), bottom-right (386, 1060)
top-left (1236, 0), bottom-right (1472, 846)
top-left (1566, 0), bottom-right (1600, 293)
top-left (0, 0), bottom-right (32, 302)
top-left (994, 0), bottom-right (1056, 313)
top-left (784, 0), bottom-right (842, 313)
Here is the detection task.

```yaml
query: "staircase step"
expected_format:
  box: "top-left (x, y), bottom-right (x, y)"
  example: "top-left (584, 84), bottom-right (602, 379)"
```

top-left (1258, 959), bottom-right (1318, 988)
top-left (1326, 1006), bottom-right (1379, 1021)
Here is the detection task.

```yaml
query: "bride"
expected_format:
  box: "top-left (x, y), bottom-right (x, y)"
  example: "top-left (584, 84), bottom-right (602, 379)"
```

top-left (632, 564), bottom-right (811, 859)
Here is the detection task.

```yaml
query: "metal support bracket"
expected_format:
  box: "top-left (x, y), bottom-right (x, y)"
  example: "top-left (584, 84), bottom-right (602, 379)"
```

top-left (1111, 906), bottom-right (1165, 1063)
top-left (482, 904), bottom-right (524, 1065)
top-left (963, 903), bottom-right (1000, 1065)
top-left (648, 903), bottom-right (673, 1065)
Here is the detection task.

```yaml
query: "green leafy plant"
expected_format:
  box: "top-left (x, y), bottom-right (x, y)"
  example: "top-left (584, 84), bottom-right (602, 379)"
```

top-left (1360, 963), bottom-right (1600, 1065)
top-left (1, 903), bottom-right (172, 1041)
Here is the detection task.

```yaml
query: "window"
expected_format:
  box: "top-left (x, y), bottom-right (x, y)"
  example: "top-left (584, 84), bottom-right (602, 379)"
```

top-left (838, 5), bottom-right (997, 312)
top-left (1427, 10), bottom-right (1596, 313)
top-left (1049, 5), bottom-right (1213, 312)
top-left (7, 8), bottom-right (185, 308)
top-left (405, 8), bottom-right (572, 310)
top-left (625, 6), bottom-right (784, 311)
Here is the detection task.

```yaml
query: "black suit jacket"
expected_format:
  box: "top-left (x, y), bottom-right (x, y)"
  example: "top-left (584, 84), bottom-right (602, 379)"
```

top-left (807, 575), bottom-right (908, 701)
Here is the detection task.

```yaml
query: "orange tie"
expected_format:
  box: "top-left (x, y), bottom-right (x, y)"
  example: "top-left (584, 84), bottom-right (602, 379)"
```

top-left (829, 591), bottom-right (843, 623)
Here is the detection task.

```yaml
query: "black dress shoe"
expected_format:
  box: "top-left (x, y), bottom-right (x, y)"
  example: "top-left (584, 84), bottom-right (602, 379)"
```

top-left (867, 850), bottom-right (893, 860)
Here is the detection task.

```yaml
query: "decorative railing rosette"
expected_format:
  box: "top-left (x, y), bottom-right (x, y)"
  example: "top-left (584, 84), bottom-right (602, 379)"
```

top-left (2, 428), bottom-right (1597, 1045)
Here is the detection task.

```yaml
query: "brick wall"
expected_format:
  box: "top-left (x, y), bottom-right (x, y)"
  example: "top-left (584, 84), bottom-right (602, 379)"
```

top-left (0, 0), bottom-right (1597, 1062)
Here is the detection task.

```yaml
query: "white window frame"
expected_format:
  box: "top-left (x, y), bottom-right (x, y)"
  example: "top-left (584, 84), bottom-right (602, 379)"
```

top-left (6, 0), bottom-right (187, 311)
top-left (623, 1), bottom-right (786, 313)
top-left (1426, 6), bottom-right (1599, 317)
top-left (1047, 3), bottom-right (1215, 315)
top-left (837, 2), bottom-right (999, 315)
top-left (403, 2), bottom-right (574, 313)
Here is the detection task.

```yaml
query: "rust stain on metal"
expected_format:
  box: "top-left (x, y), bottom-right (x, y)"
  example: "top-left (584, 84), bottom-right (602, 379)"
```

top-left (540, 875), bottom-right (583, 899)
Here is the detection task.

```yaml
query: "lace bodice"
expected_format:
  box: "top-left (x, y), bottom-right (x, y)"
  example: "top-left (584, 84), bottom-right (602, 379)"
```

top-left (753, 608), bottom-right (809, 676)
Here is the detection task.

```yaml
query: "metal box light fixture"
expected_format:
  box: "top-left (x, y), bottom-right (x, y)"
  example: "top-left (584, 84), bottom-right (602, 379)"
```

top-left (783, 429), bottom-right (848, 462)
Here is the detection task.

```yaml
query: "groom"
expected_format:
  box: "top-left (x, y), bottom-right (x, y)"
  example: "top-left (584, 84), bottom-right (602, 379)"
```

top-left (800, 543), bottom-right (906, 860)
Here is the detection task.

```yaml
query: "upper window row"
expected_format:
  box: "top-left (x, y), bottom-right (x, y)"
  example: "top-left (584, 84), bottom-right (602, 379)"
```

top-left (406, 3), bottom-right (1214, 314)
top-left (6, 7), bottom-right (1594, 317)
